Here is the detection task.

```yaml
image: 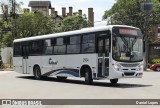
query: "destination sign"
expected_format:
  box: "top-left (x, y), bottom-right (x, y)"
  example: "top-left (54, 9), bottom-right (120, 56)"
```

top-left (119, 29), bottom-right (138, 36)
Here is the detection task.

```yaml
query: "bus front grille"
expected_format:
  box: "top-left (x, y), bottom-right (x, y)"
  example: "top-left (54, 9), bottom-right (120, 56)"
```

top-left (120, 63), bottom-right (139, 67)
top-left (124, 72), bottom-right (135, 76)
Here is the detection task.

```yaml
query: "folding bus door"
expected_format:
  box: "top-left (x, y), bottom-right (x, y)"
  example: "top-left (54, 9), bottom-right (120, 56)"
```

top-left (97, 33), bottom-right (110, 77)
top-left (22, 45), bottom-right (29, 74)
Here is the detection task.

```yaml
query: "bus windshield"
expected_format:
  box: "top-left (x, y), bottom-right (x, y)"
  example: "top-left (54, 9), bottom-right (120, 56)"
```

top-left (112, 28), bottom-right (143, 62)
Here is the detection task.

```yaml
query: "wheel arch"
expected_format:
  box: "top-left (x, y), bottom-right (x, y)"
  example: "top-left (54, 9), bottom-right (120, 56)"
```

top-left (33, 64), bottom-right (40, 75)
top-left (80, 64), bottom-right (92, 77)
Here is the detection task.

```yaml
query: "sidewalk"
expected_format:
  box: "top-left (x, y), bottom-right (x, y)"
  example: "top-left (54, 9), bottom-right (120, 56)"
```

top-left (144, 69), bottom-right (154, 72)
top-left (0, 68), bottom-right (14, 71)
top-left (0, 71), bottom-right (13, 75)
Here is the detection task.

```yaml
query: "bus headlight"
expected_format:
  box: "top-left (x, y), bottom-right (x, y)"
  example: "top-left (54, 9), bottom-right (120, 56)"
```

top-left (112, 63), bottom-right (121, 71)
top-left (137, 64), bottom-right (143, 71)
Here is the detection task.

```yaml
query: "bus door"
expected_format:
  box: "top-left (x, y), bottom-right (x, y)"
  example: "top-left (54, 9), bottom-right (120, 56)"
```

top-left (22, 44), bottom-right (29, 74)
top-left (97, 33), bottom-right (110, 77)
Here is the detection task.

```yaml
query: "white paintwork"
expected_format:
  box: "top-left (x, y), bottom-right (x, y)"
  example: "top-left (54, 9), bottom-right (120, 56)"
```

top-left (14, 25), bottom-right (139, 43)
top-left (13, 25), bottom-right (143, 80)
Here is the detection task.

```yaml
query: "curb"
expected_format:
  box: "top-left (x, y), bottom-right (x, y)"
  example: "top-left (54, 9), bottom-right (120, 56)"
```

top-left (0, 69), bottom-right (14, 71)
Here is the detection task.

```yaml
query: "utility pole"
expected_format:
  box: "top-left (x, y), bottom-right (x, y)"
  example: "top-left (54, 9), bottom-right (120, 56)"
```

top-left (11, 0), bottom-right (16, 43)
top-left (141, 1), bottom-right (153, 70)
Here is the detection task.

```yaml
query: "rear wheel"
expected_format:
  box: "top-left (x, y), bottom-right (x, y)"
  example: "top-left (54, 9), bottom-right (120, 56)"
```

top-left (155, 66), bottom-right (160, 71)
top-left (34, 66), bottom-right (42, 80)
top-left (85, 68), bottom-right (93, 85)
top-left (110, 79), bottom-right (118, 84)
top-left (57, 76), bottom-right (67, 80)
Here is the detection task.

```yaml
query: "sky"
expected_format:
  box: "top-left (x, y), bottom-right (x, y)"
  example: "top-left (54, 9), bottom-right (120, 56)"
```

top-left (16, 0), bottom-right (116, 26)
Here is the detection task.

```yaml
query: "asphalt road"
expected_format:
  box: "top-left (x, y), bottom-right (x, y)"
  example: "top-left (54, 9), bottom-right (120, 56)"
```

top-left (0, 71), bottom-right (160, 108)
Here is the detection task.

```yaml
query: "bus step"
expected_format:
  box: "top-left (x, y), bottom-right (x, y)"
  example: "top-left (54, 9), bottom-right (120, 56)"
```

top-left (95, 76), bottom-right (107, 80)
top-left (97, 75), bottom-right (106, 77)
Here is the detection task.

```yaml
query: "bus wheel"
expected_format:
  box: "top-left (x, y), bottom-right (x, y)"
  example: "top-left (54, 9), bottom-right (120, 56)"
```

top-left (57, 76), bottom-right (67, 80)
top-left (85, 68), bottom-right (93, 85)
top-left (34, 66), bottom-right (41, 80)
top-left (110, 79), bottom-right (118, 84)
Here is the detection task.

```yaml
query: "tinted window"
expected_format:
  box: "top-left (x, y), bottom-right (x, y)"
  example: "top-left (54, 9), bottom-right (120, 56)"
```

top-left (56, 38), bottom-right (64, 45)
top-left (29, 40), bottom-right (43, 55)
top-left (82, 34), bottom-right (95, 53)
top-left (13, 43), bottom-right (22, 56)
top-left (70, 36), bottom-right (81, 44)
top-left (67, 36), bottom-right (81, 54)
top-left (54, 46), bottom-right (66, 54)
top-left (83, 34), bottom-right (95, 43)
top-left (43, 39), bottom-right (53, 55)
top-left (54, 38), bottom-right (66, 54)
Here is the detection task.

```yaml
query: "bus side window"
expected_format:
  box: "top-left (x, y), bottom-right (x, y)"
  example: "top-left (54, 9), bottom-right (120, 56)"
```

top-left (43, 39), bottom-right (53, 55)
top-left (67, 36), bottom-right (81, 54)
top-left (54, 38), bottom-right (66, 54)
top-left (82, 33), bottom-right (95, 53)
top-left (13, 43), bottom-right (22, 56)
top-left (29, 40), bottom-right (42, 55)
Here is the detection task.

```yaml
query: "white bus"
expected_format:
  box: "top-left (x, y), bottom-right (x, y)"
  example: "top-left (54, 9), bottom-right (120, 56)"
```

top-left (13, 25), bottom-right (143, 84)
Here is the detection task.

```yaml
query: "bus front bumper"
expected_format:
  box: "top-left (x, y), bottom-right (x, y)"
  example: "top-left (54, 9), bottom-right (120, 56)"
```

top-left (109, 70), bottom-right (143, 79)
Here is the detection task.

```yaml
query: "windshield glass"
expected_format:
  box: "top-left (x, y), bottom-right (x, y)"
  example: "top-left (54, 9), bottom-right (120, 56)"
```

top-left (112, 35), bottom-right (143, 62)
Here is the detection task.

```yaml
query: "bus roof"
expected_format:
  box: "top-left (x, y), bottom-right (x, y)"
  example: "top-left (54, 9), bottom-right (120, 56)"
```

top-left (13, 25), bottom-right (139, 43)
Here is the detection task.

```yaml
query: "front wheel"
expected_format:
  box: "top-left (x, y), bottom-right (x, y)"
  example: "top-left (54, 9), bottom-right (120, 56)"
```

top-left (34, 66), bottom-right (42, 80)
top-left (85, 68), bottom-right (93, 85)
top-left (110, 79), bottom-right (118, 84)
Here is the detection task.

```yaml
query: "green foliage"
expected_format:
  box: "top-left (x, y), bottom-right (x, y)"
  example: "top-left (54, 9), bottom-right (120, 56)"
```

top-left (0, 0), bottom-right (23, 13)
top-left (61, 14), bottom-right (88, 32)
top-left (0, 0), bottom-right (23, 47)
top-left (103, 0), bottom-right (160, 42)
top-left (151, 58), bottom-right (160, 63)
top-left (0, 19), bottom-right (13, 47)
top-left (15, 12), bottom-right (54, 38)
top-left (1, 31), bottom-right (12, 47)
top-left (0, 1), bottom-right (89, 47)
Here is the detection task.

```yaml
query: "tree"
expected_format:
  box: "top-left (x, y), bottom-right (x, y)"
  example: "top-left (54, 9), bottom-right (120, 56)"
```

top-left (0, 11), bottom-right (55, 47)
top-left (15, 12), bottom-right (54, 38)
top-left (61, 13), bottom-right (88, 32)
top-left (0, 0), bottom-right (23, 21)
top-left (0, 0), bottom-right (23, 47)
top-left (0, 17), bottom-right (12, 47)
top-left (103, 0), bottom-right (160, 42)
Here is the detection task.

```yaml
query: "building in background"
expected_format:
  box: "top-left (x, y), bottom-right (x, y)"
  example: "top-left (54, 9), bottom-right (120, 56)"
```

top-left (153, 26), bottom-right (160, 42)
top-left (28, 1), bottom-right (51, 16)
top-left (148, 26), bottom-right (160, 63)
top-left (28, 0), bottom-right (94, 27)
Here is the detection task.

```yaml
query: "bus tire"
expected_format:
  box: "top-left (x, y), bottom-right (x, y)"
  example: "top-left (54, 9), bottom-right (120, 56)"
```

top-left (57, 76), bottom-right (67, 80)
top-left (110, 79), bottom-right (118, 84)
top-left (85, 68), bottom-right (93, 85)
top-left (33, 66), bottom-right (42, 80)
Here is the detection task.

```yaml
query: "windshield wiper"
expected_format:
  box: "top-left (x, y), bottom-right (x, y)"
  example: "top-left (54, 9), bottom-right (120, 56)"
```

top-left (119, 35), bottom-right (128, 49)
top-left (131, 37), bottom-right (137, 46)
